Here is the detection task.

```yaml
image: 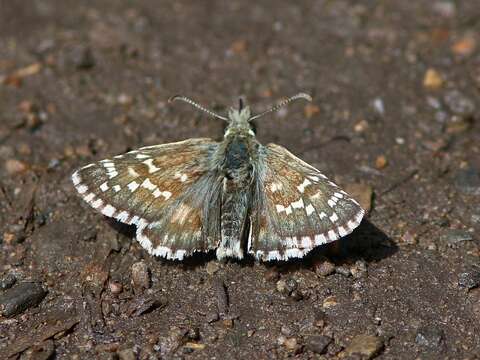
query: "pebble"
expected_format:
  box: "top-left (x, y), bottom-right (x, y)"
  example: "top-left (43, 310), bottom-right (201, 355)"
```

top-left (131, 261), bottom-right (151, 291)
top-left (283, 337), bottom-right (300, 352)
top-left (451, 36), bottom-right (476, 56)
top-left (322, 296), bottom-right (338, 309)
top-left (335, 266), bottom-right (351, 277)
top-left (117, 348), bottom-right (136, 360)
top-left (0, 273), bottom-right (17, 290)
top-left (372, 98), bottom-right (385, 115)
top-left (344, 334), bottom-right (384, 359)
top-left (423, 68), bottom-right (443, 90)
top-left (0, 282), bottom-right (47, 317)
top-left (440, 229), bottom-right (473, 245)
top-left (313, 258), bottom-right (336, 276)
top-left (5, 159), bottom-right (28, 175)
top-left (344, 183), bottom-right (373, 213)
top-left (458, 269), bottom-right (480, 290)
top-left (415, 326), bottom-right (444, 348)
top-left (305, 335), bottom-right (332, 354)
top-left (304, 104), bottom-right (320, 119)
top-left (276, 278), bottom-right (297, 295)
top-left (109, 281), bottom-right (123, 295)
top-left (206, 261), bottom-right (220, 275)
top-left (454, 168), bottom-right (480, 196)
top-left (351, 260), bottom-right (368, 278)
top-left (444, 90), bottom-right (475, 118)
top-left (354, 119), bottom-right (369, 133)
top-left (375, 155), bottom-right (388, 169)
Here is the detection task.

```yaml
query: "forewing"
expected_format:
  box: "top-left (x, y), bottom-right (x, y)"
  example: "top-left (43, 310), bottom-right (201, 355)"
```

top-left (71, 138), bottom-right (222, 260)
top-left (249, 143), bottom-right (365, 261)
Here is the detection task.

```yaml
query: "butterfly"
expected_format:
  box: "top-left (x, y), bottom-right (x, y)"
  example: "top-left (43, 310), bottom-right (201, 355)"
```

top-left (71, 93), bottom-right (365, 261)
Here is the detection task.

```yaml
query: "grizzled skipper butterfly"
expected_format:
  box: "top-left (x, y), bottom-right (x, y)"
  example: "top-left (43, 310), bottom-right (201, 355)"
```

top-left (72, 93), bottom-right (364, 261)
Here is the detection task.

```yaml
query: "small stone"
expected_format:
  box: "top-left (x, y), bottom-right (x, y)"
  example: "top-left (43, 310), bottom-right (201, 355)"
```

top-left (117, 93), bottom-right (134, 106)
top-left (354, 119), bottom-right (369, 133)
top-left (0, 273), bottom-right (17, 290)
top-left (344, 183), bottom-right (373, 213)
top-left (372, 98), bottom-right (385, 115)
top-left (276, 278), bottom-right (297, 295)
top-left (281, 325), bottom-right (295, 337)
top-left (5, 159), bottom-right (28, 174)
top-left (229, 39), bottom-right (247, 55)
top-left (335, 266), bottom-right (351, 277)
top-left (350, 260), bottom-right (368, 279)
top-left (284, 337), bottom-right (299, 351)
top-left (440, 229), bottom-right (474, 245)
top-left (423, 68), bottom-right (443, 90)
top-left (71, 45), bottom-right (95, 69)
top-left (401, 229), bottom-right (418, 245)
top-left (375, 155), bottom-right (388, 169)
top-left (322, 296), bottom-right (338, 309)
top-left (117, 348), bottom-right (136, 360)
top-left (206, 261), bottom-right (220, 275)
top-left (222, 319), bottom-right (234, 329)
top-left (433, 1), bottom-right (456, 18)
top-left (304, 104), bottom-right (320, 119)
top-left (109, 281), bottom-right (123, 294)
top-left (0, 282), bottom-right (47, 317)
top-left (454, 167), bottom-right (480, 196)
top-left (458, 269), bottom-right (480, 290)
top-left (451, 36), bottom-right (476, 56)
top-left (444, 90), bottom-right (475, 117)
top-left (313, 258), bottom-right (336, 276)
top-left (131, 261), bottom-right (151, 291)
top-left (305, 335), bottom-right (332, 354)
top-left (344, 334), bottom-right (384, 359)
top-left (206, 311), bottom-right (219, 323)
top-left (415, 326), bottom-right (444, 348)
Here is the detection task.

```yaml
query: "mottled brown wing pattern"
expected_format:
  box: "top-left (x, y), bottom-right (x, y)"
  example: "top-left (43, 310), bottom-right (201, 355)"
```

top-left (249, 143), bottom-right (365, 261)
top-left (71, 138), bottom-right (221, 260)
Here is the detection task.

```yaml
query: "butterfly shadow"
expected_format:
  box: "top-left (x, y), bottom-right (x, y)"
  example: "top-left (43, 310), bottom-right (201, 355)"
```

top-left (266, 219), bottom-right (398, 273)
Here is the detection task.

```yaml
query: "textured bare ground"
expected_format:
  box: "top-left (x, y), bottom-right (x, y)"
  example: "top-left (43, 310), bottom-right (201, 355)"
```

top-left (0, 1), bottom-right (479, 359)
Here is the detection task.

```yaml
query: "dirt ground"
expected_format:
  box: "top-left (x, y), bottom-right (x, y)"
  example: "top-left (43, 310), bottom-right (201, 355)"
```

top-left (1, 1), bottom-right (480, 359)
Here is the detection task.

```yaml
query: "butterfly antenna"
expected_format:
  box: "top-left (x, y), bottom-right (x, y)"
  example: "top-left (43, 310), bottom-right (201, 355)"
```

top-left (249, 92), bottom-right (312, 121)
top-left (169, 95), bottom-right (229, 122)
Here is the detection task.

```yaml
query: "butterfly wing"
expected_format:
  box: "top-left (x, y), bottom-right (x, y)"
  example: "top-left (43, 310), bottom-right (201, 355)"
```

top-left (72, 138), bottom-right (222, 260)
top-left (249, 143), bottom-right (365, 261)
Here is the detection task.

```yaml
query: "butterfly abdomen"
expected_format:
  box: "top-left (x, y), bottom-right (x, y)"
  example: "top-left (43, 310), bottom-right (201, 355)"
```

top-left (216, 135), bottom-right (255, 259)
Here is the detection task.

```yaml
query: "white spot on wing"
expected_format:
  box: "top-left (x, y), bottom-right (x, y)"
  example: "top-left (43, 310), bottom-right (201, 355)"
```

top-left (77, 185), bottom-right (88, 194)
top-left (128, 167), bottom-right (140, 177)
top-left (102, 204), bottom-right (116, 217)
top-left (329, 212), bottom-right (339, 223)
top-left (305, 203), bottom-right (315, 216)
top-left (291, 198), bottom-right (304, 209)
top-left (135, 153), bottom-right (150, 159)
top-left (91, 199), bottom-right (103, 209)
top-left (127, 181), bottom-right (140, 192)
top-left (297, 178), bottom-right (312, 193)
top-left (100, 182), bottom-right (109, 192)
top-left (72, 171), bottom-right (81, 185)
top-left (113, 185), bottom-right (121, 192)
top-left (143, 158), bottom-right (161, 173)
top-left (141, 178), bottom-right (156, 191)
